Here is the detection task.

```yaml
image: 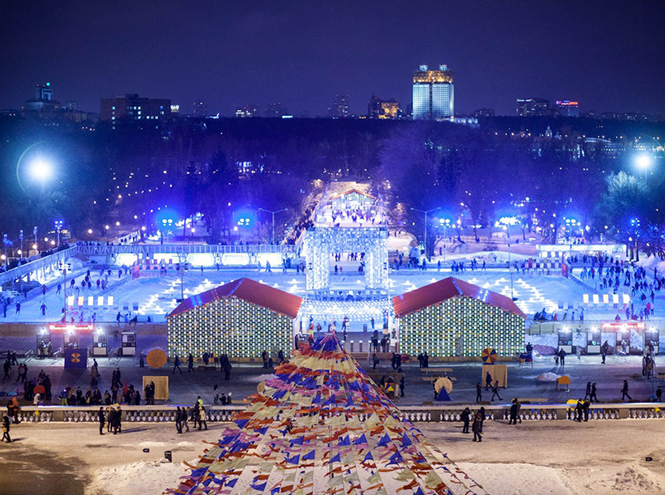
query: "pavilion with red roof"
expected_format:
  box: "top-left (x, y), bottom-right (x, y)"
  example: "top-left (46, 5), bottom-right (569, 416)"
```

top-left (393, 277), bottom-right (526, 359)
top-left (167, 278), bottom-right (302, 360)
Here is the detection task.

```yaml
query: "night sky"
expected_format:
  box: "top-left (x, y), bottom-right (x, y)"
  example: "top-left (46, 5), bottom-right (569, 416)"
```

top-left (1, 0), bottom-right (664, 117)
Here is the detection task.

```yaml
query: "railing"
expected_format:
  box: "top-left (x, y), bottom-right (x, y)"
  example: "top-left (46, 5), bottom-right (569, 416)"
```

top-left (11, 402), bottom-right (665, 423)
top-left (0, 246), bottom-right (78, 286)
top-left (77, 243), bottom-right (298, 257)
top-left (0, 243), bottom-right (301, 289)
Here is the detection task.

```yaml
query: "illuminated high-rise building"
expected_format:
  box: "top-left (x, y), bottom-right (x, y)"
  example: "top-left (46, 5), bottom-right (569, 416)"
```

top-left (328, 95), bottom-right (350, 118)
top-left (412, 65), bottom-right (454, 120)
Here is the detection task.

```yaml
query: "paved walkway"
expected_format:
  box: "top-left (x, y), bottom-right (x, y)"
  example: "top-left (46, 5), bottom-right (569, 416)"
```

top-left (1, 353), bottom-right (662, 407)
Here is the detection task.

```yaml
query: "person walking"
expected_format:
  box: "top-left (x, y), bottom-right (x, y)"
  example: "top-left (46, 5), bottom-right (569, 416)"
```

top-left (461, 407), bottom-right (470, 434)
top-left (476, 382), bottom-right (482, 403)
top-left (621, 380), bottom-right (632, 401)
top-left (199, 405), bottom-right (208, 431)
top-left (491, 381), bottom-right (502, 402)
top-left (485, 372), bottom-right (492, 390)
top-left (590, 383), bottom-right (598, 402)
top-left (584, 382), bottom-right (591, 400)
top-left (575, 399), bottom-right (584, 422)
top-left (509, 399), bottom-right (521, 425)
top-left (1, 415), bottom-right (10, 443)
top-left (98, 407), bottom-right (105, 435)
top-left (472, 411), bottom-right (483, 442)
top-left (582, 399), bottom-right (590, 422)
top-left (3, 359), bottom-right (11, 380)
top-left (188, 354), bottom-right (194, 372)
top-left (181, 407), bottom-right (190, 432)
top-left (175, 406), bottom-right (183, 433)
top-left (173, 355), bottom-right (182, 374)
top-left (657, 386), bottom-right (663, 402)
top-left (372, 353), bottom-right (379, 370)
top-left (601, 341), bottom-right (609, 364)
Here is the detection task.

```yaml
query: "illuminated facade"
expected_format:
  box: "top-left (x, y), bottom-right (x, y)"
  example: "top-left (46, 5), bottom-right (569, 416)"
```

top-left (412, 65), bottom-right (454, 120)
top-left (368, 94), bottom-right (400, 119)
top-left (556, 100), bottom-right (580, 117)
top-left (167, 278), bottom-right (302, 359)
top-left (394, 277), bottom-right (526, 358)
top-left (516, 98), bottom-right (550, 117)
top-left (100, 94), bottom-right (171, 125)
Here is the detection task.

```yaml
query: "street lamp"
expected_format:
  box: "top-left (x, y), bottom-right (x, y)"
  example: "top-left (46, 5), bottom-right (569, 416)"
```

top-left (2, 234), bottom-right (7, 270)
top-left (54, 220), bottom-right (63, 247)
top-left (161, 218), bottom-right (173, 245)
top-left (19, 230), bottom-right (23, 260)
top-left (438, 218), bottom-right (451, 262)
top-left (33, 226), bottom-right (38, 255)
top-left (411, 207), bottom-right (440, 260)
top-left (258, 208), bottom-right (287, 245)
top-left (636, 155), bottom-right (651, 185)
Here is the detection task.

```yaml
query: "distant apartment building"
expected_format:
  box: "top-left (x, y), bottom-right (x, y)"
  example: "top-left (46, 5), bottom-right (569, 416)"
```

top-left (474, 108), bottom-right (495, 118)
top-left (555, 100), bottom-right (579, 117)
top-left (235, 104), bottom-right (260, 118)
top-left (328, 95), bottom-right (350, 118)
top-left (100, 94), bottom-right (171, 126)
top-left (368, 94), bottom-right (400, 119)
top-left (24, 82), bottom-right (60, 115)
top-left (412, 65), bottom-right (454, 120)
top-left (516, 98), bottom-right (550, 117)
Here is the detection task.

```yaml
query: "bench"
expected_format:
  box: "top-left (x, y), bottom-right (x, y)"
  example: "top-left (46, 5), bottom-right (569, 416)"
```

top-left (421, 376), bottom-right (457, 382)
top-left (196, 365), bottom-right (218, 371)
top-left (517, 397), bottom-right (549, 404)
top-left (419, 367), bottom-right (453, 375)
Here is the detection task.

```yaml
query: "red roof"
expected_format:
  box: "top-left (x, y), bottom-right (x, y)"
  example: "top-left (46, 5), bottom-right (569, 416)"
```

top-left (392, 277), bottom-right (526, 318)
top-left (167, 278), bottom-right (302, 319)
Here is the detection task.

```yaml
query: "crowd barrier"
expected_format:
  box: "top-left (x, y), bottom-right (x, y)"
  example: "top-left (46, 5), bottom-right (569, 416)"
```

top-left (10, 402), bottom-right (665, 424)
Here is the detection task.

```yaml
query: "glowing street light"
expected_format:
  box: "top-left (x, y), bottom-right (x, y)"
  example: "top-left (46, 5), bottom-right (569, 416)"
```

top-left (258, 208), bottom-right (287, 245)
top-left (54, 220), bottom-right (63, 247)
top-left (411, 207), bottom-right (441, 260)
top-left (636, 154), bottom-right (652, 185)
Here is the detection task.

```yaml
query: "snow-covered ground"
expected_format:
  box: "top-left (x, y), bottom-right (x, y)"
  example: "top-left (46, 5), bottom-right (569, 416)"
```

top-left (2, 421), bottom-right (664, 495)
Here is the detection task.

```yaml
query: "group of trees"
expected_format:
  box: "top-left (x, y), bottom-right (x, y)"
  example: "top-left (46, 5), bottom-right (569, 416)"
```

top-left (0, 116), bottom-right (662, 257)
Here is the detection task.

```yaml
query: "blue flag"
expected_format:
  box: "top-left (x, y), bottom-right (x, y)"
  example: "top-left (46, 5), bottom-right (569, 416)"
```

top-left (302, 450), bottom-right (316, 460)
top-left (377, 434), bottom-right (391, 447)
top-left (353, 434), bottom-right (367, 445)
top-left (330, 452), bottom-right (341, 463)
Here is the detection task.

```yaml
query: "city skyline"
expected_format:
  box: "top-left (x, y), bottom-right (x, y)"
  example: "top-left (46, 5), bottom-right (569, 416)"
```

top-left (1, 1), bottom-right (664, 117)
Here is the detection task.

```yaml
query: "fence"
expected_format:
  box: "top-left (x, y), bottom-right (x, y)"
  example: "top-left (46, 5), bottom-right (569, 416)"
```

top-left (11, 402), bottom-right (665, 424)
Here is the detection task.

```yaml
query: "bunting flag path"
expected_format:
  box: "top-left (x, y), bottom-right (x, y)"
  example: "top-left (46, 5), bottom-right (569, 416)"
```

top-left (167, 332), bottom-right (488, 495)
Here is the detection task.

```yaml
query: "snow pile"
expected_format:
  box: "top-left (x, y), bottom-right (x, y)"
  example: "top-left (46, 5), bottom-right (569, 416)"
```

top-left (535, 372), bottom-right (559, 382)
top-left (85, 460), bottom-right (189, 495)
top-left (458, 463), bottom-right (572, 495)
top-left (609, 465), bottom-right (662, 492)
